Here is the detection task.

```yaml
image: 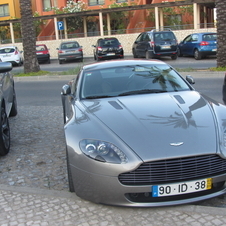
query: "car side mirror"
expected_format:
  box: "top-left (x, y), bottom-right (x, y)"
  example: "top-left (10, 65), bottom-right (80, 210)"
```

top-left (61, 84), bottom-right (71, 95)
top-left (186, 75), bottom-right (195, 84)
top-left (0, 62), bottom-right (12, 72)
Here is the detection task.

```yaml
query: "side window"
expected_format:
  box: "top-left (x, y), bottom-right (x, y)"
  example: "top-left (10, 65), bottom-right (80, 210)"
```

top-left (184, 35), bottom-right (192, 42)
top-left (43, 0), bottom-right (52, 11)
top-left (191, 35), bottom-right (198, 41)
top-left (136, 33), bottom-right (143, 42)
top-left (143, 33), bottom-right (150, 41)
top-left (88, 0), bottom-right (105, 6)
top-left (0, 4), bottom-right (9, 17)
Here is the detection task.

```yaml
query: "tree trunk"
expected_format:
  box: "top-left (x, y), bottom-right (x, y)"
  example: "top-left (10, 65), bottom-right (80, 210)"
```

top-left (19, 0), bottom-right (40, 73)
top-left (216, 0), bottom-right (226, 68)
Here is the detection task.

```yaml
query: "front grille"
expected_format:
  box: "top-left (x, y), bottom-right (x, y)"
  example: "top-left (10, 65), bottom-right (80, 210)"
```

top-left (119, 155), bottom-right (226, 186)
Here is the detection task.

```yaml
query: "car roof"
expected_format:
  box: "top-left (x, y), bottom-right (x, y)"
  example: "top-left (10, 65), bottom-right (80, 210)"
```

top-left (190, 32), bottom-right (217, 35)
top-left (82, 59), bottom-right (166, 71)
top-left (0, 46), bottom-right (16, 49)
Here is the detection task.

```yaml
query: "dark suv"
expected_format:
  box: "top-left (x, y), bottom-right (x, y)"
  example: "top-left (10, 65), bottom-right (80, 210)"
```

top-left (132, 29), bottom-right (178, 60)
top-left (92, 37), bottom-right (124, 61)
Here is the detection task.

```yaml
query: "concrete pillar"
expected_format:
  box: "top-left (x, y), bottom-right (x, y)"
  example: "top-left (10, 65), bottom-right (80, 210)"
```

top-left (99, 12), bottom-right (104, 36)
top-left (197, 4), bottom-right (200, 29)
top-left (159, 8), bottom-right (164, 30)
top-left (204, 6), bottom-right (207, 28)
top-left (54, 17), bottom-right (59, 40)
top-left (155, 7), bottom-right (159, 30)
top-left (107, 13), bottom-right (111, 36)
top-left (193, 3), bottom-right (198, 29)
top-left (83, 17), bottom-right (87, 37)
top-left (63, 18), bottom-right (68, 39)
top-left (9, 23), bottom-right (15, 44)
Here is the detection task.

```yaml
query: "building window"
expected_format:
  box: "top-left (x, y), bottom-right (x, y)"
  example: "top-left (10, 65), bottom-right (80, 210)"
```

top-left (43, 0), bottom-right (52, 11)
top-left (88, 0), bottom-right (105, 6)
top-left (116, 0), bottom-right (127, 2)
top-left (0, 4), bottom-right (9, 17)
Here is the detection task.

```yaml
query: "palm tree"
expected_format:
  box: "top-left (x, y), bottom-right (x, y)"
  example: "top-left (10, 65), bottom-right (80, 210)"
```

top-left (19, 0), bottom-right (40, 73)
top-left (216, 0), bottom-right (226, 68)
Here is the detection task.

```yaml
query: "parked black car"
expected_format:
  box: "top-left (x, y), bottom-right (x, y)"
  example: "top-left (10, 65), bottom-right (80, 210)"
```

top-left (92, 37), bottom-right (124, 61)
top-left (0, 62), bottom-right (17, 156)
top-left (132, 29), bottom-right (178, 60)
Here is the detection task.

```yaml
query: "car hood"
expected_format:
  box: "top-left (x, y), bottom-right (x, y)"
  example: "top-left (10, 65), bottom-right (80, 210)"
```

top-left (81, 91), bottom-right (217, 161)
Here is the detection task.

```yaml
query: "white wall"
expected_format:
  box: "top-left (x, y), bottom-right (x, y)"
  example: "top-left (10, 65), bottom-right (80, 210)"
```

top-left (2, 28), bottom-right (216, 58)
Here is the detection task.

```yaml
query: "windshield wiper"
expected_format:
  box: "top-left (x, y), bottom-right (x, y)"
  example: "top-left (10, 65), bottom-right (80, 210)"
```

top-left (85, 95), bottom-right (113, 99)
top-left (118, 89), bottom-right (167, 96)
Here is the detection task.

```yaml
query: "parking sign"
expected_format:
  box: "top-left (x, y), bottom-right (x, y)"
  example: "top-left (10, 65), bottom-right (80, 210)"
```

top-left (57, 21), bottom-right (64, 30)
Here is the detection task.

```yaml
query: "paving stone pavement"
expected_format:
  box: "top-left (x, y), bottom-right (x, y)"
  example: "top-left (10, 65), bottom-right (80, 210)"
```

top-left (1, 74), bottom-right (226, 225)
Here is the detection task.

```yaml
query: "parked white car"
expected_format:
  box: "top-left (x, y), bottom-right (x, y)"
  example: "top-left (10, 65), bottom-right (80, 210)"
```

top-left (0, 46), bottom-right (23, 66)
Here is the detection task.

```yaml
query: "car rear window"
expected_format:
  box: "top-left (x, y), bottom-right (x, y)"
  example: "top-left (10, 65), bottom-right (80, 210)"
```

top-left (61, 42), bottom-right (79, 49)
top-left (99, 39), bottom-right (120, 47)
top-left (154, 32), bottom-right (176, 41)
top-left (36, 45), bottom-right (47, 51)
top-left (202, 34), bottom-right (217, 41)
top-left (0, 48), bottom-right (15, 54)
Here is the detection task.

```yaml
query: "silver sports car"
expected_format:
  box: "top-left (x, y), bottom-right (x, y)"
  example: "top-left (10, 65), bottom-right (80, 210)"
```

top-left (61, 59), bottom-right (226, 207)
top-left (0, 62), bottom-right (17, 156)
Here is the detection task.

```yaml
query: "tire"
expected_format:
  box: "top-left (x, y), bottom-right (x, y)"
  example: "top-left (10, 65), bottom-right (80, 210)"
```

top-left (59, 60), bottom-right (63, 64)
top-left (194, 49), bottom-right (202, 60)
top-left (145, 51), bottom-right (150, 59)
top-left (47, 59), bottom-right (51, 64)
top-left (171, 55), bottom-right (178, 60)
top-left (132, 49), bottom-right (138, 58)
top-left (9, 88), bottom-right (17, 117)
top-left (178, 48), bottom-right (183, 57)
top-left (66, 148), bottom-right (75, 192)
top-left (0, 106), bottom-right (10, 156)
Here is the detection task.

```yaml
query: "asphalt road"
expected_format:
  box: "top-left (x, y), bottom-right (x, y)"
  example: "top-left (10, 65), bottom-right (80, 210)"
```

top-left (14, 72), bottom-right (224, 107)
top-left (11, 55), bottom-right (217, 74)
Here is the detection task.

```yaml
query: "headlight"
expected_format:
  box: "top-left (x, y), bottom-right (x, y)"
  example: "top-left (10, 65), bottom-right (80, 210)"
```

top-left (80, 139), bottom-right (128, 164)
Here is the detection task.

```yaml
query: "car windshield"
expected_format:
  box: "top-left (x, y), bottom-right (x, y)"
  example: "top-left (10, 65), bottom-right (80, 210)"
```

top-left (80, 64), bottom-right (191, 99)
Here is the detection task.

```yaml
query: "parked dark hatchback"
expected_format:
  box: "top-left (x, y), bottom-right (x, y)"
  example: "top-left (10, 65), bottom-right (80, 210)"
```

top-left (92, 37), bottom-right (124, 61)
top-left (178, 32), bottom-right (217, 60)
top-left (36, 44), bottom-right (50, 64)
top-left (132, 29), bottom-right (178, 60)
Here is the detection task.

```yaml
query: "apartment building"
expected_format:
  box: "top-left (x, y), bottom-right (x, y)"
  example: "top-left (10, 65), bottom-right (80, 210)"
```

top-left (0, 0), bottom-right (20, 20)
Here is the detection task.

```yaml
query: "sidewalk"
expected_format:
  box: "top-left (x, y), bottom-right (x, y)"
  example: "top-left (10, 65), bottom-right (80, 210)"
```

top-left (1, 183), bottom-right (226, 226)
